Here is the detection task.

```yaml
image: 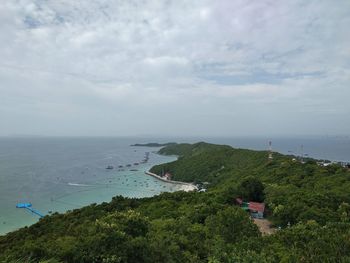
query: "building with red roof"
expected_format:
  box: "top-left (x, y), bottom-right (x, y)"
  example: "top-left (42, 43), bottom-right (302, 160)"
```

top-left (235, 198), bottom-right (265, 219)
top-left (248, 202), bottom-right (265, 219)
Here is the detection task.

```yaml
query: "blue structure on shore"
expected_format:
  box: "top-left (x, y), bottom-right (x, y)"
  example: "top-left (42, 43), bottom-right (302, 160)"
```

top-left (16, 203), bottom-right (44, 218)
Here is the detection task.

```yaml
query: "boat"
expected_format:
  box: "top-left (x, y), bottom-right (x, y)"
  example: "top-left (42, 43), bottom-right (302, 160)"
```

top-left (106, 165), bottom-right (114, 170)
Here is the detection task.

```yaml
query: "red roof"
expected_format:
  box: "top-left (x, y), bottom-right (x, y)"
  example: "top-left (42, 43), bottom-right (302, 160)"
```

top-left (248, 202), bottom-right (265, 213)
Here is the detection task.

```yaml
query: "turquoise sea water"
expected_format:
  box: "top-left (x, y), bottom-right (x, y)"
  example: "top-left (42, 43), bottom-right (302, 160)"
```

top-left (1, 136), bottom-right (349, 235)
top-left (0, 137), bottom-right (181, 235)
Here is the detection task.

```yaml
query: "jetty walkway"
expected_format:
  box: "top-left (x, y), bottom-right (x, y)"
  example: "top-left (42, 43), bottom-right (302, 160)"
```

top-left (16, 203), bottom-right (44, 218)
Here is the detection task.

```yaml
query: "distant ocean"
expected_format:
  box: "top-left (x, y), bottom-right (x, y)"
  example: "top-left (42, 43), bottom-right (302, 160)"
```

top-left (206, 136), bottom-right (350, 163)
top-left (0, 136), bottom-right (349, 235)
top-left (0, 137), bottom-right (180, 235)
top-left (154, 135), bottom-right (350, 162)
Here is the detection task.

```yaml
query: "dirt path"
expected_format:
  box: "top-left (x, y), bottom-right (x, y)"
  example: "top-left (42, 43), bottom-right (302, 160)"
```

top-left (253, 218), bottom-right (276, 236)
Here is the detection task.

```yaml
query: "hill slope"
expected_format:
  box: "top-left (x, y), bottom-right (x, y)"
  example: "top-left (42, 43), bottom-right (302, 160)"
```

top-left (1, 142), bottom-right (350, 262)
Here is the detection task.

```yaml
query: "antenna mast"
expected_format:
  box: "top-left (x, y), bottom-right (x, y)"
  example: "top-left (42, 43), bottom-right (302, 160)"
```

top-left (300, 144), bottom-right (304, 163)
top-left (268, 141), bottom-right (273, 161)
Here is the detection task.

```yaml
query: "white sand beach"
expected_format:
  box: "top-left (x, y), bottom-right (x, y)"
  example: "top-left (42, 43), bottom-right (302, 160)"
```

top-left (145, 171), bottom-right (198, 192)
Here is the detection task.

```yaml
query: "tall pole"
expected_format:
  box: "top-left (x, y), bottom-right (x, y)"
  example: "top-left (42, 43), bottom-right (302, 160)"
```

top-left (268, 141), bottom-right (273, 161)
top-left (300, 144), bottom-right (304, 163)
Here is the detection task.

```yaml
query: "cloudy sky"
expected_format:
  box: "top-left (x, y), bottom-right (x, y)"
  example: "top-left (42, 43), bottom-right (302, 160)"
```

top-left (0, 0), bottom-right (349, 137)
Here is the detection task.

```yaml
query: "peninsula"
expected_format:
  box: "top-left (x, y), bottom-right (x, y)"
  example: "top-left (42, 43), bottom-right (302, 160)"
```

top-left (1, 142), bottom-right (350, 262)
top-left (130, 142), bottom-right (176, 147)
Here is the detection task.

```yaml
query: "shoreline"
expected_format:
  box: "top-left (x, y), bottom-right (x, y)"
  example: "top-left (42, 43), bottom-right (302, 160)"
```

top-left (145, 171), bottom-right (198, 192)
top-left (1, 170), bottom-right (197, 236)
top-left (0, 153), bottom-right (179, 236)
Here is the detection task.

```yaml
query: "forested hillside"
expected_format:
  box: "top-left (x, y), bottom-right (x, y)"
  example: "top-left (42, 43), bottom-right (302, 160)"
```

top-left (152, 142), bottom-right (350, 226)
top-left (1, 142), bottom-right (350, 262)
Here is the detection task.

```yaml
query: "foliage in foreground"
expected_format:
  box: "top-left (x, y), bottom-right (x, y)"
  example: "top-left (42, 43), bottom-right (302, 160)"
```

top-left (1, 142), bottom-right (350, 262)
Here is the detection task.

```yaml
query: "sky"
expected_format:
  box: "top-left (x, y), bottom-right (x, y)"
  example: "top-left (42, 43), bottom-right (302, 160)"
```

top-left (0, 0), bottom-right (349, 137)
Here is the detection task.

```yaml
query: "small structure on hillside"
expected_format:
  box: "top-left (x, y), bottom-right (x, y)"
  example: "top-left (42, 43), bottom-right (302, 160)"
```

top-left (268, 141), bottom-right (273, 161)
top-left (248, 202), bottom-right (265, 219)
top-left (235, 198), bottom-right (265, 219)
top-left (163, 172), bottom-right (172, 180)
top-left (235, 198), bottom-right (249, 210)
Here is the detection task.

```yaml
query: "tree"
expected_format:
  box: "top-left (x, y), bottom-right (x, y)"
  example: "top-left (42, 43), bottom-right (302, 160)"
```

top-left (238, 177), bottom-right (265, 202)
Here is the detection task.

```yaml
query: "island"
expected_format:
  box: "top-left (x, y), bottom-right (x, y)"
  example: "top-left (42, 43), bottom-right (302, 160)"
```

top-left (130, 142), bottom-right (176, 147)
top-left (1, 142), bottom-right (350, 262)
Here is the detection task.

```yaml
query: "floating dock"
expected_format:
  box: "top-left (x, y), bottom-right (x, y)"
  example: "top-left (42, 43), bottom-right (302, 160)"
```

top-left (16, 203), bottom-right (44, 218)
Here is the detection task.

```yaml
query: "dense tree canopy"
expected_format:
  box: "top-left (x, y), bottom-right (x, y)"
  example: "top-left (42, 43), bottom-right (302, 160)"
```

top-left (1, 142), bottom-right (350, 262)
top-left (238, 177), bottom-right (265, 202)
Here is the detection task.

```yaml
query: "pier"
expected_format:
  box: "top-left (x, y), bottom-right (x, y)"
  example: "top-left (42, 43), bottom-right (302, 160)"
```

top-left (16, 203), bottom-right (44, 218)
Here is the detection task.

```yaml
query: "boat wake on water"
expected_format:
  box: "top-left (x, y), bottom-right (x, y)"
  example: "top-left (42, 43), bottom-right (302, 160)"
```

top-left (67, 183), bottom-right (93, 187)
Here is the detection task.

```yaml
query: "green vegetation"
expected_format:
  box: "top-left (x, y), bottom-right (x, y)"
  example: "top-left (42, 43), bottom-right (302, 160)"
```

top-left (1, 142), bottom-right (350, 262)
top-left (237, 177), bottom-right (265, 203)
top-left (130, 142), bottom-right (176, 147)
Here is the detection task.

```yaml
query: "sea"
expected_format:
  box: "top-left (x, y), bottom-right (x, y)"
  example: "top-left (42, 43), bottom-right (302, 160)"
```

top-left (0, 137), bottom-right (181, 235)
top-left (0, 136), bottom-right (349, 235)
top-left (206, 136), bottom-right (350, 163)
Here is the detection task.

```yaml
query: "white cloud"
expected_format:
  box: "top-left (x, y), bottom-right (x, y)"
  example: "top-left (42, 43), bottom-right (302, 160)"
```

top-left (0, 0), bottom-right (349, 136)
